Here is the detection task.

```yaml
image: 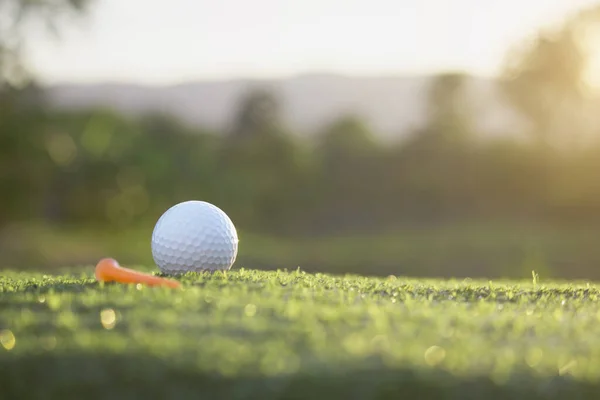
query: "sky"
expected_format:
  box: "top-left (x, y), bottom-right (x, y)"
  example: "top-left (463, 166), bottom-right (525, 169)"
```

top-left (24, 0), bottom-right (600, 85)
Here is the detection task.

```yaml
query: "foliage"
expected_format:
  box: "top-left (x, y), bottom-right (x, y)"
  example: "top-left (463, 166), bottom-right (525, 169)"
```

top-left (500, 5), bottom-right (600, 146)
top-left (229, 89), bottom-right (283, 139)
top-left (3, 83), bottom-right (600, 233)
top-left (0, 0), bottom-right (94, 89)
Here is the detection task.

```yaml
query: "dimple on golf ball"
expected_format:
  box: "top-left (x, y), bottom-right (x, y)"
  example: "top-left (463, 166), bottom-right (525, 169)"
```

top-left (151, 200), bottom-right (239, 273)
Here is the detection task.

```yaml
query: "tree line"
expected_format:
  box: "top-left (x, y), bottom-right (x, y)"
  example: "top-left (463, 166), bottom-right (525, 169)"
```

top-left (2, 80), bottom-right (600, 236)
top-left (2, 1), bottom-right (600, 235)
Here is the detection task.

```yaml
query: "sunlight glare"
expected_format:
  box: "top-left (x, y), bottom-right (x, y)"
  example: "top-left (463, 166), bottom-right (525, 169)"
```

top-left (579, 24), bottom-right (600, 96)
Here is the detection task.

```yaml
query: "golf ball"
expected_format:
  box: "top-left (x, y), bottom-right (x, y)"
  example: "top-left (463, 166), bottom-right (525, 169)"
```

top-left (151, 200), bottom-right (239, 273)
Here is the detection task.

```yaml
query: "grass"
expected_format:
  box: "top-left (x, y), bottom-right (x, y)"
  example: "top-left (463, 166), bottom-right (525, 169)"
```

top-left (2, 268), bottom-right (600, 399)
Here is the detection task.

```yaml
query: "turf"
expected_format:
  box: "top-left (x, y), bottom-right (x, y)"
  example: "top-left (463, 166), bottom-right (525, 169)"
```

top-left (2, 268), bottom-right (600, 399)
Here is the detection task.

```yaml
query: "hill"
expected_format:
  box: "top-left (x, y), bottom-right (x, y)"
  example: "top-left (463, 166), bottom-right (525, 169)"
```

top-left (45, 73), bottom-right (524, 139)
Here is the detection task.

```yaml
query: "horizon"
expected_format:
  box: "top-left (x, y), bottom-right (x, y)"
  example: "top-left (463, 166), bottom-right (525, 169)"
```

top-left (43, 70), bottom-right (491, 88)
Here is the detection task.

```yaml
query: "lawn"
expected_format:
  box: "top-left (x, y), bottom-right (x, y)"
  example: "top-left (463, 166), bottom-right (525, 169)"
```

top-left (2, 268), bottom-right (600, 399)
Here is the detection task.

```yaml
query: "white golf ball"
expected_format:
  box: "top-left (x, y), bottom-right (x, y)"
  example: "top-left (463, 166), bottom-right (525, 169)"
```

top-left (151, 200), bottom-right (239, 273)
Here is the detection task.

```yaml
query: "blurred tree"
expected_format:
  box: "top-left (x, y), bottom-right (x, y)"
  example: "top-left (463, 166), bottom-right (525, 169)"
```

top-left (417, 72), bottom-right (474, 147)
top-left (0, 0), bottom-right (94, 90)
top-left (315, 115), bottom-right (384, 230)
top-left (318, 115), bottom-right (377, 156)
top-left (497, 6), bottom-right (600, 225)
top-left (229, 88), bottom-right (282, 139)
top-left (392, 72), bottom-right (477, 223)
top-left (0, 0), bottom-right (95, 226)
top-left (500, 6), bottom-right (600, 146)
top-left (135, 112), bottom-right (221, 212)
top-left (219, 88), bottom-right (312, 233)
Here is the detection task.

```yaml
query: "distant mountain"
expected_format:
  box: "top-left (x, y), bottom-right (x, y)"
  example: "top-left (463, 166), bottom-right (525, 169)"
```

top-left (44, 73), bottom-right (525, 140)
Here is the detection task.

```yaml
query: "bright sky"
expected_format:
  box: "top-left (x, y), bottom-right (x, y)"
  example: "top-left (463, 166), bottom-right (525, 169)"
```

top-left (24, 0), bottom-right (600, 85)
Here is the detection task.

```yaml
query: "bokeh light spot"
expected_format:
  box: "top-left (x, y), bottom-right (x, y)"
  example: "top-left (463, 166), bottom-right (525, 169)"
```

top-left (525, 348), bottom-right (544, 368)
top-left (100, 309), bottom-right (117, 329)
top-left (424, 345), bottom-right (446, 366)
top-left (0, 330), bottom-right (16, 351)
top-left (244, 304), bottom-right (257, 317)
top-left (45, 131), bottom-right (77, 166)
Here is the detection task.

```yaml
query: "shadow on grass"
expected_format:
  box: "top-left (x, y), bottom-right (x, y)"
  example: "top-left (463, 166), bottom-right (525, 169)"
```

top-left (1, 352), bottom-right (598, 400)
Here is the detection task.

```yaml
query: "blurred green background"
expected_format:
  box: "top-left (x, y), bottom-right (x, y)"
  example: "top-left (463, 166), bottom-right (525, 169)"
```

top-left (3, 1), bottom-right (600, 280)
